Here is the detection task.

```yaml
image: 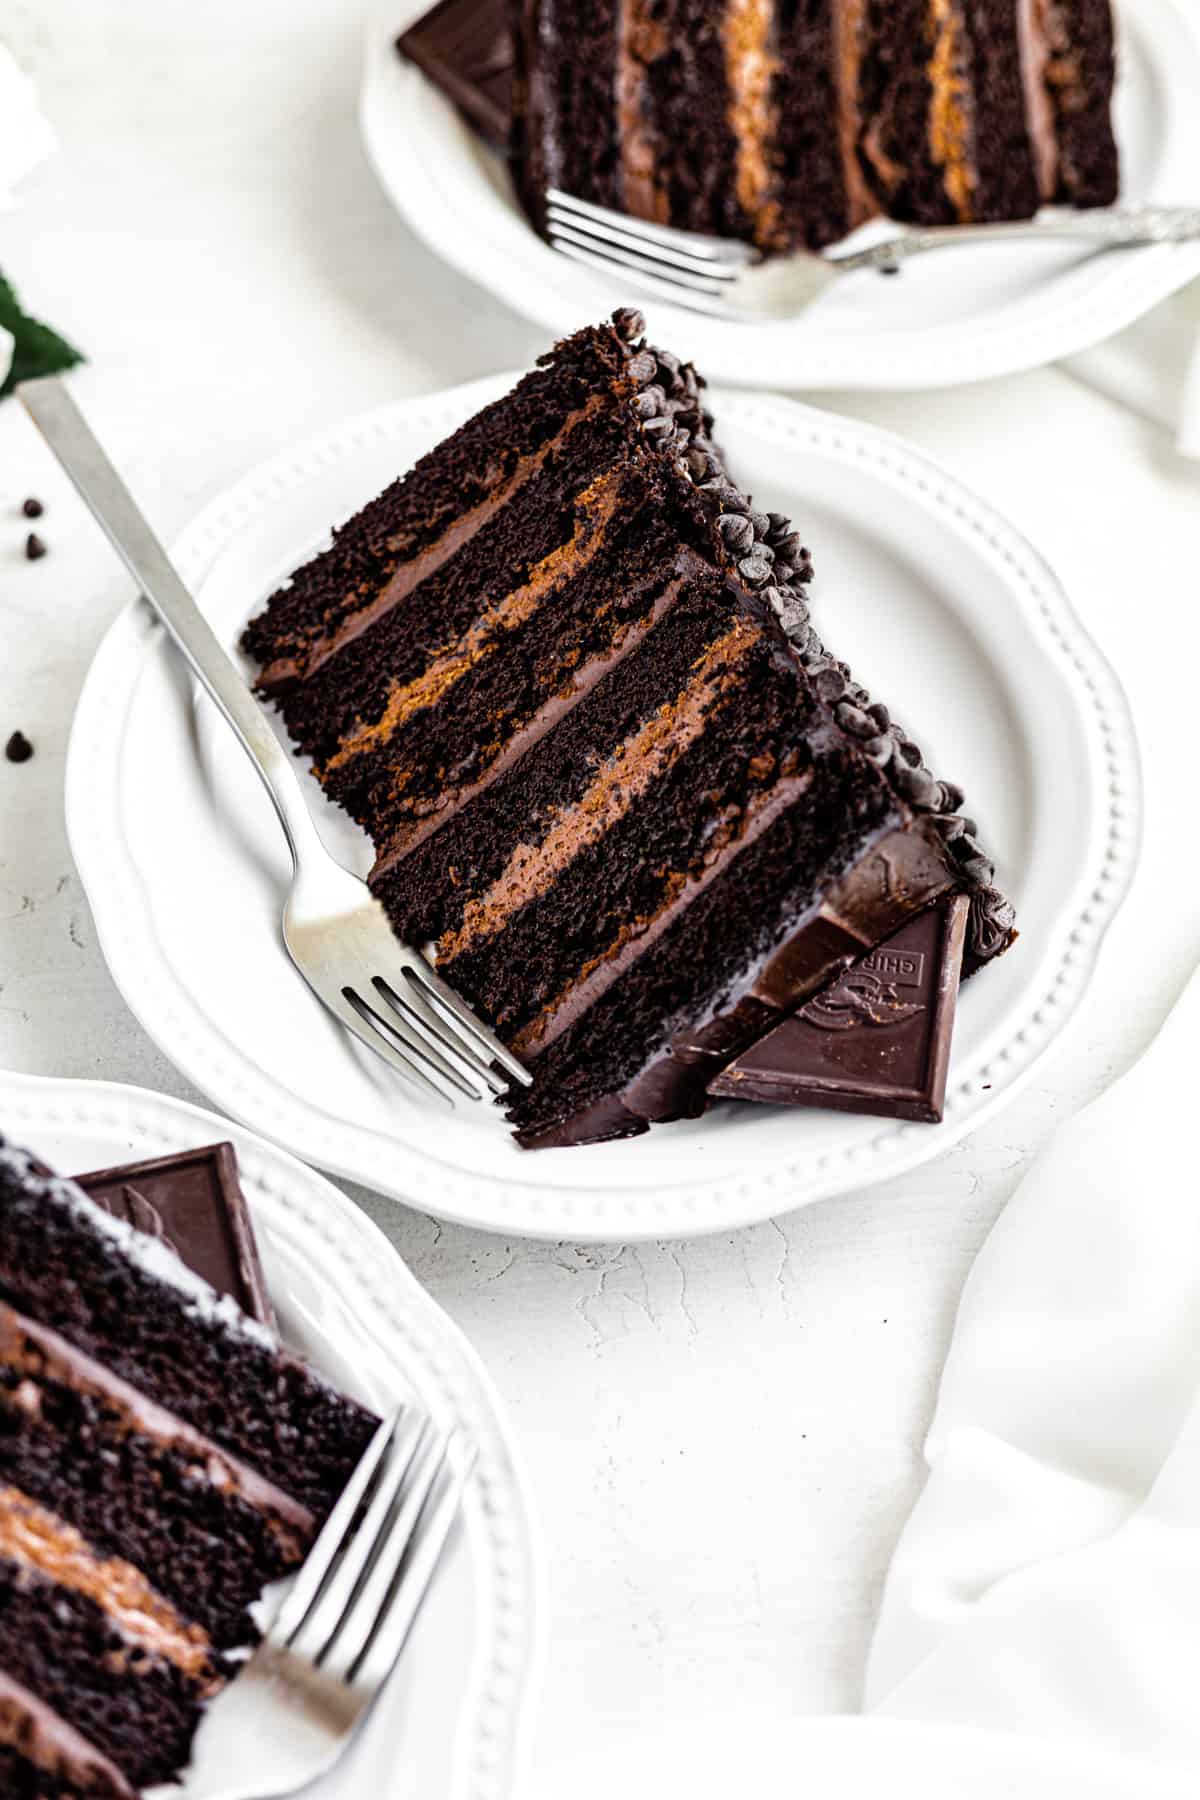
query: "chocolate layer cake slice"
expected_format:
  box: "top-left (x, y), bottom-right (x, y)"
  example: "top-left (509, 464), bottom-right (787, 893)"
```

top-left (492, 0), bottom-right (1120, 251)
top-left (242, 311), bottom-right (1013, 1149)
top-left (0, 1137), bottom-right (378, 1795)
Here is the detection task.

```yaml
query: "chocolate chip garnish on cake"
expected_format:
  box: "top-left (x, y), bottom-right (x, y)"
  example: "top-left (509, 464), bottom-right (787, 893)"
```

top-left (240, 311), bottom-right (1014, 1149)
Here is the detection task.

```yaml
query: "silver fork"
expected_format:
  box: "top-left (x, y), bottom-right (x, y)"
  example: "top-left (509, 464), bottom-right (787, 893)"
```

top-left (20, 377), bottom-right (531, 1111)
top-left (180, 1408), bottom-right (474, 1799)
top-left (545, 190), bottom-right (1200, 322)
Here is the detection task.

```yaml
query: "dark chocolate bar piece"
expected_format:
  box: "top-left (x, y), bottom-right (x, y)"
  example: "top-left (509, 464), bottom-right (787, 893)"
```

top-left (708, 896), bottom-right (969, 1124)
top-left (397, 0), bottom-right (512, 150)
top-left (74, 1143), bottom-right (275, 1329)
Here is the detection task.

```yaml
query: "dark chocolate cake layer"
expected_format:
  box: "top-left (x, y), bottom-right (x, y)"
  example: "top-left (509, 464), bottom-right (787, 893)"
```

top-left (0, 1138), bottom-right (379, 1796)
top-left (243, 311), bottom-right (1014, 1148)
top-left (406, 0), bottom-right (1117, 253)
top-left (0, 1146), bottom-right (376, 1514)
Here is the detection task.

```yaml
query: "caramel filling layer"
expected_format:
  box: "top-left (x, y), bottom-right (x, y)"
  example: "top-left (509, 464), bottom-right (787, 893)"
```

top-left (617, 0), bottom-right (670, 221)
top-left (830, 0), bottom-right (876, 228)
top-left (927, 0), bottom-right (975, 218)
top-left (512, 765), bottom-right (817, 1057)
top-left (0, 1486), bottom-right (219, 1688)
top-left (369, 555), bottom-right (708, 878)
top-left (322, 469), bottom-right (626, 776)
top-left (437, 617), bottom-right (761, 964)
top-left (0, 1304), bottom-right (313, 1544)
top-left (724, 0), bottom-right (782, 246)
top-left (256, 390), bottom-right (616, 692)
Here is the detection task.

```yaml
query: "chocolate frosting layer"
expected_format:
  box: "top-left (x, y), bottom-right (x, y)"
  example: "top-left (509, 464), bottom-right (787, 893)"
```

top-left (0, 1302), bottom-right (314, 1542)
top-left (0, 1668), bottom-right (135, 1800)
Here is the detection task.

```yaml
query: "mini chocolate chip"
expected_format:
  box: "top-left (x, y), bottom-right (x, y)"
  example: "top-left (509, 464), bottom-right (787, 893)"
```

top-left (931, 812), bottom-right (968, 841)
top-left (612, 306), bottom-right (646, 342)
top-left (895, 737), bottom-right (923, 768)
top-left (766, 512), bottom-right (791, 538)
top-left (893, 763), bottom-right (939, 808)
top-left (815, 666), bottom-right (847, 703)
top-left (24, 533), bottom-right (47, 561)
top-left (938, 780), bottom-right (965, 812)
top-left (862, 734), bottom-right (893, 765)
top-left (716, 513), bottom-right (755, 555)
top-left (21, 497), bottom-right (43, 519)
top-left (738, 553), bottom-right (774, 588)
top-left (835, 702), bottom-right (873, 737)
top-left (685, 448), bottom-right (710, 481)
top-left (969, 889), bottom-right (1017, 959)
top-left (867, 702), bottom-right (890, 732)
top-left (626, 350), bottom-right (658, 385)
top-left (952, 832), bottom-right (984, 864)
top-left (698, 478), bottom-right (744, 507)
top-left (961, 855), bottom-right (996, 885)
top-left (772, 531), bottom-right (803, 563)
top-left (655, 348), bottom-right (681, 378)
top-left (4, 731), bottom-right (33, 764)
top-left (641, 413), bottom-right (673, 437)
top-left (747, 510), bottom-right (770, 539)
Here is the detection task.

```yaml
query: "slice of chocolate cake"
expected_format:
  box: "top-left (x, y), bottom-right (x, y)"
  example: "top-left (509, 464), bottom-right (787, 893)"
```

top-left (410, 0), bottom-right (1119, 253)
top-left (242, 311), bottom-right (1013, 1148)
top-left (0, 1138), bottom-right (378, 1795)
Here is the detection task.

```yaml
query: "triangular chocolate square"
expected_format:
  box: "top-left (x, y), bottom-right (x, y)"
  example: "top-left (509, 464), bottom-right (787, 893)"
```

top-left (709, 895), bottom-right (968, 1123)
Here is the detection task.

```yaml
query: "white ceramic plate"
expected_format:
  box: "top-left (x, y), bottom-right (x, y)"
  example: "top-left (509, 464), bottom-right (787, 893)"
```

top-left (0, 1069), bottom-right (543, 1800)
top-left (361, 0), bottom-right (1200, 391)
top-left (66, 381), bottom-right (1139, 1242)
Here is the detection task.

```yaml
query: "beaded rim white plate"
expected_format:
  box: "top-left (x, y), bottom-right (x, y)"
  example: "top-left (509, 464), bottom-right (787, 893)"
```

top-left (0, 1067), bottom-right (544, 1800)
top-left (65, 379), bottom-right (1140, 1243)
top-left (360, 0), bottom-right (1200, 391)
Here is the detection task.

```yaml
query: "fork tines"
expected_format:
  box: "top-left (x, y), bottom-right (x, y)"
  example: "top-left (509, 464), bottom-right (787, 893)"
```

top-left (545, 188), bottom-right (757, 309)
top-left (268, 1408), bottom-right (474, 1693)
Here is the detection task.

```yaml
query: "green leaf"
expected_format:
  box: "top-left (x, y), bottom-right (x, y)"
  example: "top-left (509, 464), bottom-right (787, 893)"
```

top-left (0, 269), bottom-right (85, 400)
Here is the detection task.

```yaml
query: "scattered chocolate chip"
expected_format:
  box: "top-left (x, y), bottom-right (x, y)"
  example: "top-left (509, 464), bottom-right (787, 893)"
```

top-left (21, 497), bottom-right (44, 519)
top-left (626, 350), bottom-right (658, 386)
top-left (24, 533), bottom-right (47, 561)
top-left (612, 306), bottom-right (646, 342)
top-left (4, 731), bottom-right (33, 764)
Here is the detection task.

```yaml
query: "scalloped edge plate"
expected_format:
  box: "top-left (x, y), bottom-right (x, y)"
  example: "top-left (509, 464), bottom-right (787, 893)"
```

top-left (65, 380), bottom-right (1140, 1241)
top-left (0, 1068), bottom-right (544, 1800)
top-left (360, 0), bottom-right (1200, 391)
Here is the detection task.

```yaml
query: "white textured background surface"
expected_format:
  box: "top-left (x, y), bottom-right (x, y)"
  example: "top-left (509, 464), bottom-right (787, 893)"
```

top-left (2, 4), bottom-right (1200, 1794)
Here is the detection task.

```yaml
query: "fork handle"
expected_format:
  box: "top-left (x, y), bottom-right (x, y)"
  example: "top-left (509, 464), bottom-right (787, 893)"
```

top-left (830, 205), bottom-right (1200, 274)
top-left (20, 377), bottom-right (320, 871)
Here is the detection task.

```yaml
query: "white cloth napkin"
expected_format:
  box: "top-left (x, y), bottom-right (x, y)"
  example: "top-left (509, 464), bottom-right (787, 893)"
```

top-left (572, 969), bottom-right (1200, 1800)
top-left (1065, 281), bottom-right (1200, 458)
top-left (852, 958), bottom-right (1200, 1792)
